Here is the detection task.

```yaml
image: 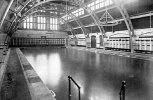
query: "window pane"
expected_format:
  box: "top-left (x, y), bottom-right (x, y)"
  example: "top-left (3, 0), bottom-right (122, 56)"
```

top-left (50, 18), bottom-right (52, 24)
top-left (38, 17), bottom-right (40, 23)
top-left (43, 17), bottom-right (45, 23)
top-left (38, 24), bottom-right (40, 29)
top-left (110, 0), bottom-right (113, 4)
top-left (55, 19), bottom-right (57, 24)
top-left (27, 23), bottom-right (29, 29)
top-left (24, 22), bottom-right (26, 28)
top-left (53, 18), bottom-right (55, 24)
top-left (96, 0), bottom-right (100, 4)
top-left (105, 0), bottom-right (109, 6)
top-left (96, 4), bottom-right (99, 9)
top-left (50, 25), bottom-right (52, 30)
top-left (100, 2), bottom-right (104, 7)
top-left (43, 24), bottom-right (45, 30)
top-left (41, 17), bottom-right (43, 23)
top-left (30, 17), bottom-right (32, 22)
top-left (30, 23), bottom-right (33, 29)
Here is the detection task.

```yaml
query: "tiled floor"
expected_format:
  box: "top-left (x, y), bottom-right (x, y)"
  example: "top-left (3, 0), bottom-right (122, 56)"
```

top-left (0, 48), bottom-right (31, 100)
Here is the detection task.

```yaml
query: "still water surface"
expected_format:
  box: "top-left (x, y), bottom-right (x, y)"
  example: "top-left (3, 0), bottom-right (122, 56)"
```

top-left (22, 48), bottom-right (153, 100)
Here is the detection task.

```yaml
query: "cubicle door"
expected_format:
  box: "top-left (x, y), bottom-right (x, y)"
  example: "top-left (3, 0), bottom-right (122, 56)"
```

top-left (91, 35), bottom-right (96, 48)
top-left (99, 35), bottom-right (103, 46)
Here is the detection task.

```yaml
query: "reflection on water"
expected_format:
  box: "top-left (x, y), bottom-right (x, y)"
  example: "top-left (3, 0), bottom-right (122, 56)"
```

top-left (26, 53), bottom-right (62, 87)
top-left (48, 53), bottom-right (62, 87)
top-left (22, 48), bottom-right (153, 100)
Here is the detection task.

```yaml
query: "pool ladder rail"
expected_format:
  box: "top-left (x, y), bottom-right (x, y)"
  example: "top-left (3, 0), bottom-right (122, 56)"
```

top-left (68, 75), bottom-right (81, 100)
top-left (119, 81), bottom-right (126, 100)
top-left (68, 76), bottom-right (126, 100)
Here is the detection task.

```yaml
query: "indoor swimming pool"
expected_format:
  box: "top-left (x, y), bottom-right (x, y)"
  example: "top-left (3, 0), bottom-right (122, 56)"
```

top-left (22, 47), bottom-right (153, 100)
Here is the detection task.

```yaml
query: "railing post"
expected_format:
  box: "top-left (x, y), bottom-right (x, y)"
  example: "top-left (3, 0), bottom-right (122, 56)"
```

top-left (68, 76), bottom-right (71, 100)
top-left (78, 87), bottom-right (81, 100)
top-left (119, 81), bottom-right (126, 100)
top-left (68, 75), bottom-right (81, 100)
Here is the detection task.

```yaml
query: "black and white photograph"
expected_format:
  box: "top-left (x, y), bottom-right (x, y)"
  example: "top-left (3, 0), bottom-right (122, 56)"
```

top-left (0, 0), bottom-right (153, 100)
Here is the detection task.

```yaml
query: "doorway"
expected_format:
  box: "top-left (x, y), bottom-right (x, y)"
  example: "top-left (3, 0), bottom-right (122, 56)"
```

top-left (91, 35), bottom-right (96, 48)
top-left (99, 35), bottom-right (103, 46)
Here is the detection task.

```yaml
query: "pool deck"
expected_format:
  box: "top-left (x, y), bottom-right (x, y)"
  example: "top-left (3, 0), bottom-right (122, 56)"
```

top-left (69, 46), bottom-right (153, 61)
top-left (0, 48), bottom-right (56, 100)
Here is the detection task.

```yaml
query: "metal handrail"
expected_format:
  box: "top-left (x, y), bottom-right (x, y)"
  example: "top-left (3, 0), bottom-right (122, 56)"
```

top-left (68, 75), bottom-right (81, 100)
top-left (119, 81), bottom-right (126, 100)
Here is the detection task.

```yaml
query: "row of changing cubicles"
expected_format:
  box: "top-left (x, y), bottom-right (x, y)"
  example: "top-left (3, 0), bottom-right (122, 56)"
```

top-left (70, 37), bottom-right (153, 53)
top-left (9, 37), bottom-right (67, 47)
top-left (8, 37), bottom-right (153, 53)
top-left (106, 38), bottom-right (153, 51)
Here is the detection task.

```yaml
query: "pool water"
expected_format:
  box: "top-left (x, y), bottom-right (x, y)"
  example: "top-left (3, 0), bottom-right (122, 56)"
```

top-left (22, 47), bottom-right (153, 100)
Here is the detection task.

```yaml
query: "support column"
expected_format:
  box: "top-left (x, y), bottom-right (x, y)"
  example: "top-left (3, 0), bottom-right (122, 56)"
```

top-left (81, 5), bottom-right (106, 49)
top-left (112, 0), bottom-right (135, 53)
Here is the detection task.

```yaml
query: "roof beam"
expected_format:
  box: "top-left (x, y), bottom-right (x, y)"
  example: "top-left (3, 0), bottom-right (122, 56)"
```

top-left (70, 11), bottom-right (153, 30)
top-left (18, 1), bottom-right (24, 6)
top-left (14, 9), bottom-right (76, 37)
top-left (71, 1), bottom-right (106, 48)
top-left (67, 5), bottom-right (116, 22)
top-left (8, 0), bottom-right (75, 33)
top-left (0, 0), bottom-right (14, 30)
top-left (69, 13), bottom-right (88, 35)
top-left (7, 0), bottom-right (33, 34)
top-left (9, 9), bottom-right (17, 14)
top-left (19, 8), bottom-right (88, 36)
top-left (12, 0), bottom-right (88, 36)
top-left (4, 19), bottom-right (12, 23)
top-left (22, 0), bottom-right (76, 17)
top-left (60, 18), bottom-right (76, 37)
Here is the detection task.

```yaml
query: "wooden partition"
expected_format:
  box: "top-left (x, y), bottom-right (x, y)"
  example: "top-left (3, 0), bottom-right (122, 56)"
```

top-left (9, 37), bottom-right (66, 47)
